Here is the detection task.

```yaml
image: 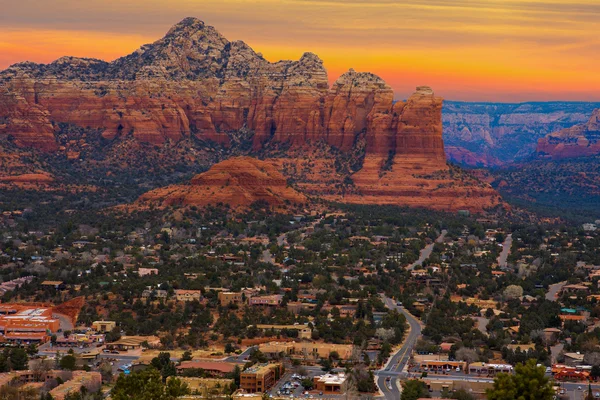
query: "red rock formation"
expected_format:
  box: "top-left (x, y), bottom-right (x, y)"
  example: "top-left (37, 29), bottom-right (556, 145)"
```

top-left (0, 17), bottom-right (501, 212)
top-left (136, 156), bottom-right (307, 209)
top-left (0, 173), bottom-right (54, 184)
top-left (537, 109), bottom-right (600, 159)
top-left (445, 146), bottom-right (503, 167)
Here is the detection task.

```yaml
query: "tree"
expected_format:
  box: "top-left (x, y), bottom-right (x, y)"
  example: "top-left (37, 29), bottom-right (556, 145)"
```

top-left (455, 347), bottom-right (478, 364)
top-left (503, 285), bottom-right (523, 300)
top-left (111, 367), bottom-right (189, 400)
top-left (301, 378), bottom-right (314, 390)
top-left (400, 379), bottom-right (429, 400)
top-left (486, 359), bottom-right (554, 400)
top-left (180, 351), bottom-right (193, 361)
top-left (9, 348), bottom-right (29, 370)
top-left (60, 354), bottom-right (78, 371)
top-left (151, 352), bottom-right (176, 382)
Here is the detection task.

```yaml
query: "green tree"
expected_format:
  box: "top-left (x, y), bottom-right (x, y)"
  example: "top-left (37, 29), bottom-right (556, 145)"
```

top-left (9, 348), bottom-right (29, 370)
top-left (112, 368), bottom-right (189, 400)
top-left (400, 379), bottom-right (429, 400)
top-left (486, 359), bottom-right (554, 400)
top-left (59, 354), bottom-right (77, 371)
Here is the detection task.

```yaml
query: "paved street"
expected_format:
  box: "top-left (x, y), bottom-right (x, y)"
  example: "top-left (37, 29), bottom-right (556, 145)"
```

top-left (376, 296), bottom-right (423, 399)
top-left (547, 281), bottom-right (567, 301)
top-left (409, 230), bottom-right (447, 270)
top-left (497, 233), bottom-right (512, 268)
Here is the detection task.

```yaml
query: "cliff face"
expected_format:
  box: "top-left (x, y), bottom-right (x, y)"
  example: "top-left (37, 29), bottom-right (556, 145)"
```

top-left (537, 109), bottom-right (600, 159)
top-left (443, 102), bottom-right (600, 166)
top-left (136, 156), bottom-right (307, 209)
top-left (0, 17), bottom-right (500, 212)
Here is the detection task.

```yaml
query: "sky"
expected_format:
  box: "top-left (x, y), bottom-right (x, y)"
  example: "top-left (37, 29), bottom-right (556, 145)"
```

top-left (1, 0), bottom-right (599, 102)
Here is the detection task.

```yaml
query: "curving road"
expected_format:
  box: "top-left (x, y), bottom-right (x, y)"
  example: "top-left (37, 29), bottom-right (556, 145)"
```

top-left (409, 230), bottom-right (447, 270)
top-left (497, 233), bottom-right (512, 269)
top-left (376, 296), bottom-right (423, 399)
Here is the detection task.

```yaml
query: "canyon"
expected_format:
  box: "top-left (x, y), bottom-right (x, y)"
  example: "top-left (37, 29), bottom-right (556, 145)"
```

top-left (537, 109), bottom-right (600, 159)
top-left (443, 101), bottom-right (600, 166)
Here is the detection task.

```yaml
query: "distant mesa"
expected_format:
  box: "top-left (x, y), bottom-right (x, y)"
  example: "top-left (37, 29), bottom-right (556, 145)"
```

top-left (537, 109), bottom-right (600, 159)
top-left (135, 157), bottom-right (307, 210)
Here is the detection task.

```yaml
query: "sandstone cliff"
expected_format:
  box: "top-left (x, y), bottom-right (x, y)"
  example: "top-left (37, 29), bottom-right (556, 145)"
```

top-left (0, 17), bottom-right (501, 212)
top-left (136, 157), bottom-right (307, 209)
top-left (537, 109), bottom-right (600, 159)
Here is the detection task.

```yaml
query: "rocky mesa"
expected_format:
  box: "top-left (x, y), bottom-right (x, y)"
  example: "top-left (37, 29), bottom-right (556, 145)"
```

top-left (0, 17), bottom-right (501, 212)
top-left (537, 109), bottom-right (600, 159)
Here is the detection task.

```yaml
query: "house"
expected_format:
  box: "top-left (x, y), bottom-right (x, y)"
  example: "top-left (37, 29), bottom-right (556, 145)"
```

top-left (174, 290), bottom-right (202, 302)
top-left (218, 292), bottom-right (243, 306)
top-left (41, 281), bottom-right (66, 290)
top-left (105, 336), bottom-right (160, 351)
top-left (138, 268), bottom-right (159, 277)
top-left (258, 341), bottom-right (354, 361)
top-left (313, 373), bottom-right (347, 393)
top-left (92, 321), bottom-right (116, 332)
top-left (248, 295), bottom-right (283, 307)
top-left (563, 352), bottom-right (585, 366)
top-left (252, 324), bottom-right (312, 339)
top-left (142, 289), bottom-right (168, 300)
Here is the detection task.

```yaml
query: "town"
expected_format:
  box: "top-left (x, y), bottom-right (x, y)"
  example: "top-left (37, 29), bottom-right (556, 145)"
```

top-left (0, 200), bottom-right (599, 400)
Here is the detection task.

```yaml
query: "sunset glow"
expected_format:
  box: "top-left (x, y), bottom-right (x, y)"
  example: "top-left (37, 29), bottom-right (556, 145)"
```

top-left (2, 0), bottom-right (599, 101)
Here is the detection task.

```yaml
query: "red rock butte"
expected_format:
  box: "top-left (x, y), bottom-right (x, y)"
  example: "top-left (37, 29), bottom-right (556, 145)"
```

top-left (136, 157), bottom-right (307, 209)
top-left (0, 17), bottom-right (501, 212)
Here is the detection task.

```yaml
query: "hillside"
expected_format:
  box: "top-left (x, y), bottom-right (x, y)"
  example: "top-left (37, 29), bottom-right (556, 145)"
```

top-left (135, 157), bottom-right (307, 210)
top-left (492, 156), bottom-right (600, 221)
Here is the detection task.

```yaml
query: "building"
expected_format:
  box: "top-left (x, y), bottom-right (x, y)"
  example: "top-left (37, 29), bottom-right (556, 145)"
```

top-left (142, 289), bottom-right (168, 300)
top-left (313, 373), bottom-right (347, 393)
top-left (138, 268), bottom-right (159, 277)
top-left (55, 333), bottom-right (104, 348)
top-left (468, 362), bottom-right (513, 375)
top-left (175, 289), bottom-right (202, 302)
top-left (563, 352), bottom-right (585, 366)
top-left (41, 281), bottom-right (66, 290)
top-left (239, 363), bottom-right (283, 393)
top-left (259, 342), bottom-right (354, 361)
top-left (0, 305), bottom-right (60, 343)
top-left (248, 295), bottom-right (282, 307)
top-left (92, 320), bottom-right (116, 332)
top-left (218, 292), bottom-right (243, 306)
top-left (286, 302), bottom-right (317, 314)
top-left (49, 371), bottom-right (102, 400)
top-left (252, 324), bottom-right (312, 339)
top-left (105, 336), bottom-right (160, 351)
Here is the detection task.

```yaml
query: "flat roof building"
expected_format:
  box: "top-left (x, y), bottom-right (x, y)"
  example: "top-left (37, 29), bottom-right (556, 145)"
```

top-left (239, 363), bottom-right (283, 393)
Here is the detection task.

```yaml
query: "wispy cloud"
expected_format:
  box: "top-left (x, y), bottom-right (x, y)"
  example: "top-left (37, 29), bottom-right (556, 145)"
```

top-left (0, 0), bottom-right (598, 101)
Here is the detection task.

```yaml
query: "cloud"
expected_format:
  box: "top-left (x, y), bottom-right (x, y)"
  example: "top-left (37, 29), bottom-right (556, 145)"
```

top-left (0, 0), bottom-right (598, 101)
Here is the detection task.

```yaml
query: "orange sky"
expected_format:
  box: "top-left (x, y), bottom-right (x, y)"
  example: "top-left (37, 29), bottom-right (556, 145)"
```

top-left (1, 0), bottom-right (600, 101)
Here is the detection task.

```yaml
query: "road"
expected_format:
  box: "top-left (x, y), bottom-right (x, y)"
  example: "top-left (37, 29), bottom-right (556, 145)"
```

top-left (261, 217), bottom-right (322, 264)
top-left (409, 230), bottom-right (447, 270)
top-left (53, 313), bottom-right (74, 332)
top-left (546, 281), bottom-right (567, 301)
top-left (224, 346), bottom-right (256, 363)
top-left (497, 233), bottom-right (513, 268)
top-left (376, 296), bottom-right (423, 399)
